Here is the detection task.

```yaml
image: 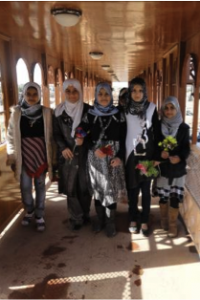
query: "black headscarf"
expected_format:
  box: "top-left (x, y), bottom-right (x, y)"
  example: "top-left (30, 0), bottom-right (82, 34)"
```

top-left (118, 87), bottom-right (128, 107)
top-left (125, 77), bottom-right (149, 119)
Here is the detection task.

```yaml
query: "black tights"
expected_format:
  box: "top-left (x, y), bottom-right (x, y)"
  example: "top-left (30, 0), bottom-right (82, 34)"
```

top-left (159, 197), bottom-right (179, 209)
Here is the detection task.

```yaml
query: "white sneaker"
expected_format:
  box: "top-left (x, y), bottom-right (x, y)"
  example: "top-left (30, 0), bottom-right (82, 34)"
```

top-left (35, 217), bottom-right (45, 232)
top-left (128, 221), bottom-right (138, 233)
top-left (21, 211), bottom-right (34, 226)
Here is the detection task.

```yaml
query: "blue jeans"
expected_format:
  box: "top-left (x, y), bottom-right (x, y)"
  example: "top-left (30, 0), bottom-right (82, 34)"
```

top-left (128, 180), bottom-right (151, 223)
top-left (20, 167), bottom-right (46, 218)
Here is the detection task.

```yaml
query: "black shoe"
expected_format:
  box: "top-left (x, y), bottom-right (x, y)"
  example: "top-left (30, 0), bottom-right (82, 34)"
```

top-left (92, 219), bottom-right (104, 232)
top-left (105, 223), bottom-right (117, 238)
top-left (69, 219), bottom-right (82, 231)
top-left (83, 215), bottom-right (91, 225)
top-left (141, 224), bottom-right (150, 237)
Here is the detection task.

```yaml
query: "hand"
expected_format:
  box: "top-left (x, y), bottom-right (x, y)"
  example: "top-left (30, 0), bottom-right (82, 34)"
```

top-left (75, 137), bottom-right (84, 146)
top-left (62, 148), bottom-right (74, 160)
top-left (153, 161), bottom-right (160, 167)
top-left (169, 155), bottom-right (181, 164)
top-left (95, 149), bottom-right (107, 159)
top-left (161, 151), bottom-right (169, 159)
top-left (110, 157), bottom-right (122, 167)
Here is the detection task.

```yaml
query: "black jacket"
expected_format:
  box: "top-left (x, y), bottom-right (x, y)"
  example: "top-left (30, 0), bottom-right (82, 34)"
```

top-left (158, 122), bottom-right (190, 181)
top-left (53, 103), bottom-right (91, 196)
top-left (78, 109), bottom-right (127, 161)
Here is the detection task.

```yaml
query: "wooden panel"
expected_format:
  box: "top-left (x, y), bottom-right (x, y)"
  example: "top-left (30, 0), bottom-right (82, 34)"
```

top-left (0, 2), bottom-right (200, 82)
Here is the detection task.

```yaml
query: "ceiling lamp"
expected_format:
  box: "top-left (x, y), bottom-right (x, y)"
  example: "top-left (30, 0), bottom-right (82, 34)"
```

top-left (101, 65), bottom-right (110, 71)
top-left (51, 8), bottom-right (82, 27)
top-left (89, 52), bottom-right (103, 60)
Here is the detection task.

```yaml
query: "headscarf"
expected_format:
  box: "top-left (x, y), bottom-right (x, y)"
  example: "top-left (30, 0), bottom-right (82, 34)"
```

top-left (19, 82), bottom-right (42, 121)
top-left (88, 82), bottom-right (118, 116)
top-left (161, 96), bottom-right (183, 137)
top-left (125, 77), bottom-right (149, 119)
top-left (118, 87), bottom-right (128, 107)
top-left (54, 79), bottom-right (83, 137)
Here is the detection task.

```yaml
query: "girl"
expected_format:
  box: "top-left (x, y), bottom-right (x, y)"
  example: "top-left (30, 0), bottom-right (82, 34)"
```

top-left (75, 82), bottom-right (127, 237)
top-left (125, 77), bottom-right (159, 236)
top-left (6, 82), bottom-right (53, 231)
top-left (53, 79), bottom-right (91, 231)
top-left (118, 87), bottom-right (128, 108)
top-left (156, 96), bottom-right (190, 238)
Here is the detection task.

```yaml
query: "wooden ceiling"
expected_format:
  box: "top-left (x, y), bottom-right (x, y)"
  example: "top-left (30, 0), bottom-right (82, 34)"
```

top-left (0, 1), bottom-right (200, 82)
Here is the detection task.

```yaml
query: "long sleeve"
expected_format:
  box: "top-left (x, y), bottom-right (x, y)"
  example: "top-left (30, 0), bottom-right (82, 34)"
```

top-left (6, 109), bottom-right (19, 165)
top-left (76, 112), bottom-right (91, 137)
top-left (178, 124), bottom-right (190, 161)
top-left (152, 109), bottom-right (162, 161)
top-left (53, 114), bottom-right (69, 153)
top-left (116, 112), bottom-right (126, 161)
top-left (7, 112), bottom-right (15, 156)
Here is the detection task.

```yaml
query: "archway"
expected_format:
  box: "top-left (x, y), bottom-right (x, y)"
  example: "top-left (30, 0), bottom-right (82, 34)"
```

top-left (33, 63), bottom-right (43, 103)
top-left (16, 58), bottom-right (29, 100)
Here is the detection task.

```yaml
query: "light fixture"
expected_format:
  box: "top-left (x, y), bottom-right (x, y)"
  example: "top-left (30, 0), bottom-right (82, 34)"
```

top-left (51, 8), bottom-right (82, 27)
top-left (89, 52), bottom-right (103, 60)
top-left (101, 65), bottom-right (110, 71)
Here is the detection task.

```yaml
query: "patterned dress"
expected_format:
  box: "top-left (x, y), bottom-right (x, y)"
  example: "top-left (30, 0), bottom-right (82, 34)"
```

top-left (77, 111), bottom-right (127, 207)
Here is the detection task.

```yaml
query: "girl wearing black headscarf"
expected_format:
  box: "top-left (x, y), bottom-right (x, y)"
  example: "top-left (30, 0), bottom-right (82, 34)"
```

top-left (125, 77), bottom-right (159, 236)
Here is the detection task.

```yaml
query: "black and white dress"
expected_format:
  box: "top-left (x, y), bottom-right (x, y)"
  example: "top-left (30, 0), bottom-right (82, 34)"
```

top-left (125, 102), bottom-right (159, 189)
top-left (78, 110), bottom-right (127, 207)
top-left (156, 122), bottom-right (190, 202)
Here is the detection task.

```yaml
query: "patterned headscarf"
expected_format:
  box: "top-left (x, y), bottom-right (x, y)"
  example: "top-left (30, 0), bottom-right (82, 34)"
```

top-left (54, 79), bottom-right (84, 137)
top-left (19, 82), bottom-right (42, 120)
top-left (126, 77), bottom-right (149, 119)
top-left (88, 82), bottom-right (118, 116)
top-left (161, 96), bottom-right (183, 137)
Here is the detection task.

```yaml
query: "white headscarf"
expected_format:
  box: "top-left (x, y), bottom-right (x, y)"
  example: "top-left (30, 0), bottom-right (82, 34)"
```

top-left (19, 82), bottom-right (42, 121)
top-left (22, 82), bottom-right (41, 100)
top-left (161, 96), bottom-right (183, 137)
top-left (54, 79), bottom-right (84, 137)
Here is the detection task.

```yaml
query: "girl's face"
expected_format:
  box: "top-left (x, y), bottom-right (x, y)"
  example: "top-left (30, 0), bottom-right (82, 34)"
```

top-left (163, 103), bottom-right (177, 119)
top-left (65, 85), bottom-right (79, 103)
top-left (24, 87), bottom-right (39, 106)
top-left (131, 84), bottom-right (144, 102)
top-left (97, 88), bottom-right (111, 107)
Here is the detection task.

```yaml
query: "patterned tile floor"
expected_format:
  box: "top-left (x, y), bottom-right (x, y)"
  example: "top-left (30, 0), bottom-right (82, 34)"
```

top-left (0, 182), bottom-right (200, 299)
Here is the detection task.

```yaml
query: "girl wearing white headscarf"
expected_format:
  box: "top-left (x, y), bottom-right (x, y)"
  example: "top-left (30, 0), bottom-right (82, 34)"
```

top-left (7, 82), bottom-right (54, 232)
top-left (53, 79), bottom-right (91, 230)
top-left (156, 96), bottom-right (190, 238)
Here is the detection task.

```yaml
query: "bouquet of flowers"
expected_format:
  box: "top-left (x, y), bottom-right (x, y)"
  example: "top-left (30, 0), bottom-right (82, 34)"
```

top-left (99, 144), bottom-right (113, 156)
top-left (158, 136), bottom-right (178, 152)
top-left (135, 160), bottom-right (159, 178)
top-left (76, 127), bottom-right (88, 138)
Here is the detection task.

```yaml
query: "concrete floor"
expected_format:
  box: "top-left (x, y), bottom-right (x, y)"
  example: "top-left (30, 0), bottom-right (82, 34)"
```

top-left (0, 182), bottom-right (200, 299)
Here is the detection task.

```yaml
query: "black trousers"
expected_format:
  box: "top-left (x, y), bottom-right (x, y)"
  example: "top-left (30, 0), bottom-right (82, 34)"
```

top-left (128, 180), bottom-right (151, 223)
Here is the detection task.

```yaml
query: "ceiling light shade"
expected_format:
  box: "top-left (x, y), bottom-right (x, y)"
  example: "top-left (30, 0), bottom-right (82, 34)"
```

top-left (89, 52), bottom-right (103, 60)
top-left (51, 8), bottom-right (82, 27)
top-left (101, 65), bottom-right (110, 70)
